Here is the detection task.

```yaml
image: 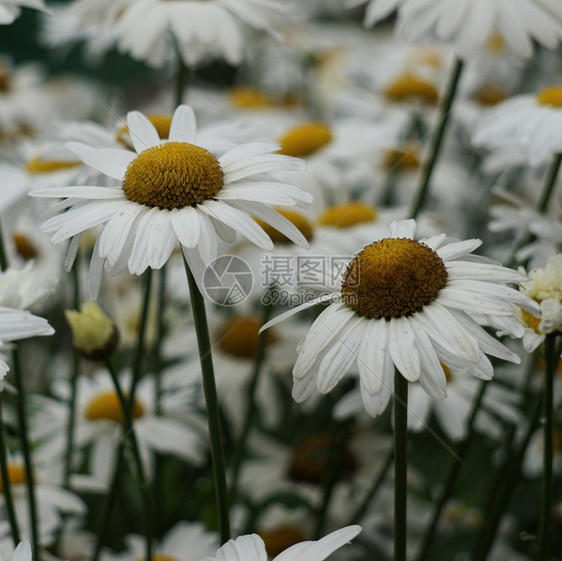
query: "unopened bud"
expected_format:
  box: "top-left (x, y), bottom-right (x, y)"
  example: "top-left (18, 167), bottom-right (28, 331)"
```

top-left (65, 301), bottom-right (118, 361)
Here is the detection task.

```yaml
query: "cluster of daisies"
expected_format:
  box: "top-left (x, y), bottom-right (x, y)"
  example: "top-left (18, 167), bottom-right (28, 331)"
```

top-left (0, 1), bottom-right (561, 561)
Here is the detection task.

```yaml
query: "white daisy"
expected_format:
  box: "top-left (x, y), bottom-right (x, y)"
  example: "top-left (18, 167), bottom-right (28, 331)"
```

top-left (396, 0), bottom-right (562, 58)
top-left (202, 526), bottom-right (361, 561)
top-left (30, 105), bottom-right (311, 299)
top-left (261, 219), bottom-right (539, 416)
top-left (473, 87), bottom-right (562, 167)
top-left (0, 0), bottom-right (47, 25)
top-left (115, 0), bottom-right (285, 68)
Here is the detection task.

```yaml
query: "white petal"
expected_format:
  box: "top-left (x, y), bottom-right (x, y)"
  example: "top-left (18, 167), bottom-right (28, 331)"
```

top-left (127, 111), bottom-right (162, 153)
top-left (388, 317), bottom-right (420, 382)
top-left (170, 206), bottom-right (200, 248)
top-left (169, 105), bottom-right (197, 143)
top-left (66, 142), bottom-right (134, 179)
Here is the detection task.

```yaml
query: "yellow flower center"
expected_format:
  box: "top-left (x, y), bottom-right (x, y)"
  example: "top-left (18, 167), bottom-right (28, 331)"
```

top-left (255, 208), bottom-right (314, 244)
top-left (341, 238), bottom-right (448, 320)
top-left (278, 122), bottom-right (333, 157)
top-left (521, 308), bottom-right (542, 334)
top-left (12, 233), bottom-right (38, 260)
top-left (0, 463), bottom-right (26, 493)
top-left (442, 363), bottom-right (454, 383)
top-left (85, 391), bottom-right (145, 423)
top-left (383, 147), bottom-right (421, 171)
top-left (25, 157), bottom-right (81, 175)
top-left (122, 142), bottom-right (224, 209)
top-left (474, 85), bottom-right (509, 107)
top-left (259, 526), bottom-right (307, 557)
top-left (217, 316), bottom-right (278, 359)
top-left (385, 73), bottom-right (439, 104)
top-left (229, 87), bottom-right (275, 109)
top-left (486, 32), bottom-right (505, 53)
top-left (287, 434), bottom-right (357, 485)
top-left (536, 87), bottom-right (562, 108)
top-left (317, 202), bottom-right (377, 229)
top-left (117, 114), bottom-right (173, 146)
top-left (409, 48), bottom-right (443, 68)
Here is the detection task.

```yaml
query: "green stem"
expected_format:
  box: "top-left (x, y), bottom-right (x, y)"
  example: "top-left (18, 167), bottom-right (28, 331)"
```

top-left (394, 372), bottom-right (409, 561)
top-left (537, 334), bottom-right (559, 561)
top-left (92, 446), bottom-right (124, 561)
top-left (183, 259), bottom-right (230, 543)
top-left (0, 219), bottom-right (7, 271)
top-left (416, 381), bottom-right (488, 561)
top-left (348, 446), bottom-right (394, 525)
top-left (230, 295), bottom-right (274, 500)
top-left (63, 258), bottom-right (82, 488)
top-left (0, 396), bottom-right (21, 545)
top-left (129, 270), bottom-right (153, 411)
top-left (11, 349), bottom-right (40, 558)
top-left (105, 360), bottom-right (153, 561)
top-left (409, 58), bottom-right (465, 220)
top-left (314, 420), bottom-right (350, 538)
top-left (474, 390), bottom-right (544, 560)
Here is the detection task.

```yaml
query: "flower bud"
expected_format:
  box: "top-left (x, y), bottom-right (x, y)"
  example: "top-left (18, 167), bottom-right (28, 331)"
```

top-left (65, 301), bottom-right (118, 361)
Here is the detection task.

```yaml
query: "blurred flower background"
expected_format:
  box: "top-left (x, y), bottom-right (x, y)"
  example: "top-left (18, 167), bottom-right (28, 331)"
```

top-left (0, 2), bottom-right (561, 561)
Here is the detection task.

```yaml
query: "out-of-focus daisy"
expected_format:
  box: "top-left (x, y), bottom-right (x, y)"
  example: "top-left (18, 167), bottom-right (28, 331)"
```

top-left (31, 105), bottom-right (311, 298)
top-left (115, 0), bottom-right (285, 68)
top-left (31, 368), bottom-right (206, 483)
top-left (473, 87), bottom-right (562, 167)
top-left (0, 0), bottom-right (47, 25)
top-left (102, 521), bottom-right (218, 561)
top-left (0, 541), bottom-right (32, 561)
top-left (202, 526), bottom-right (361, 561)
top-left (0, 455), bottom-right (85, 546)
top-left (397, 0), bottom-right (562, 58)
top-left (262, 219), bottom-right (538, 416)
top-left (517, 254), bottom-right (562, 351)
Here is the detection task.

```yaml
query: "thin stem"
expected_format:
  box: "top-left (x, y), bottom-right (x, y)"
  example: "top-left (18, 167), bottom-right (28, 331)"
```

top-left (11, 349), bottom-right (40, 558)
top-left (63, 257), bottom-right (82, 488)
top-left (416, 381), bottom-right (488, 561)
top-left (175, 57), bottom-right (191, 107)
top-left (183, 259), bottom-right (230, 543)
top-left (230, 294), bottom-right (274, 500)
top-left (0, 396), bottom-right (21, 545)
top-left (92, 446), bottom-right (124, 561)
top-left (474, 390), bottom-right (544, 561)
top-left (129, 270), bottom-right (153, 410)
top-left (538, 334), bottom-right (559, 561)
top-left (394, 372), bottom-right (409, 561)
top-left (409, 57), bottom-right (465, 220)
top-left (105, 360), bottom-right (153, 561)
top-left (348, 446), bottom-right (394, 525)
top-left (314, 420), bottom-right (350, 538)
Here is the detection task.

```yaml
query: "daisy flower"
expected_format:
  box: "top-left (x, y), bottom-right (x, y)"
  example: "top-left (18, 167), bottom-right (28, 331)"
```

top-left (261, 219), bottom-right (538, 416)
top-left (202, 526), bottom-right (361, 561)
top-left (0, 0), bottom-right (47, 25)
top-left (396, 0), bottom-right (562, 58)
top-left (517, 254), bottom-right (562, 351)
top-left (473, 87), bottom-right (562, 167)
top-left (115, 0), bottom-right (285, 68)
top-left (31, 105), bottom-right (311, 299)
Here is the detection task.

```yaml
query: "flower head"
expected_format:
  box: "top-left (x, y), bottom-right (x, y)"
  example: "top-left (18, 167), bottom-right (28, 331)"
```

top-left (31, 105), bottom-right (311, 299)
top-left (262, 220), bottom-right (539, 416)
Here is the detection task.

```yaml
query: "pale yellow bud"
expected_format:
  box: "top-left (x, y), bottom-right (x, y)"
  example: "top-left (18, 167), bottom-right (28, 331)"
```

top-left (65, 301), bottom-right (118, 361)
